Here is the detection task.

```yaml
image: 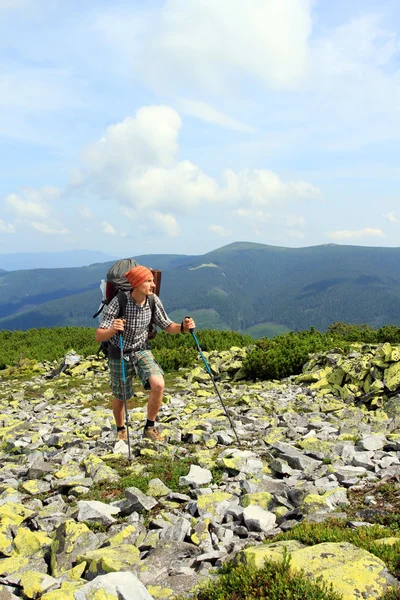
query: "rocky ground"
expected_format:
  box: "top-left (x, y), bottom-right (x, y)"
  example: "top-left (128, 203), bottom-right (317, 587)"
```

top-left (0, 345), bottom-right (399, 600)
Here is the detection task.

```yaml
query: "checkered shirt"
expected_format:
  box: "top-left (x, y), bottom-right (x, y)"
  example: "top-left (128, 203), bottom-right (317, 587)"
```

top-left (99, 293), bottom-right (172, 356)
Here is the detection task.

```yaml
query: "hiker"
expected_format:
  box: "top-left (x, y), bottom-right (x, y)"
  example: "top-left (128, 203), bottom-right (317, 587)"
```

top-left (95, 265), bottom-right (195, 442)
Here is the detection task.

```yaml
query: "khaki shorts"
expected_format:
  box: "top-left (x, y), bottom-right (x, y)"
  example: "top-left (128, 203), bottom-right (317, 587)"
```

top-left (108, 350), bottom-right (164, 401)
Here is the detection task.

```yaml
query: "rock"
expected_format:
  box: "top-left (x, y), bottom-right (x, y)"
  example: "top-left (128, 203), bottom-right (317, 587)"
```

top-left (74, 572), bottom-right (153, 600)
top-left (243, 505), bottom-right (276, 533)
top-left (179, 465), bottom-right (212, 487)
top-left (19, 571), bottom-right (59, 599)
top-left (50, 520), bottom-right (100, 577)
top-left (124, 488), bottom-right (158, 513)
top-left (358, 435), bottom-right (385, 451)
top-left (73, 500), bottom-right (120, 526)
top-left (0, 346), bottom-right (399, 600)
top-left (76, 545), bottom-right (141, 580)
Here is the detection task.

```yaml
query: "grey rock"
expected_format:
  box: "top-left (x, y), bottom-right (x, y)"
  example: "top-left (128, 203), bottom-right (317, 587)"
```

top-left (124, 487), bottom-right (158, 512)
top-left (243, 505), bottom-right (276, 533)
top-left (358, 435), bottom-right (385, 451)
top-left (74, 572), bottom-right (153, 600)
top-left (74, 500), bottom-right (120, 526)
top-left (179, 465), bottom-right (213, 487)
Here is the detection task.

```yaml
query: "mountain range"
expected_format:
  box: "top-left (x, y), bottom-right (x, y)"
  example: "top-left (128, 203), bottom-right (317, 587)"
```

top-left (1, 241), bottom-right (400, 336)
top-left (0, 250), bottom-right (119, 271)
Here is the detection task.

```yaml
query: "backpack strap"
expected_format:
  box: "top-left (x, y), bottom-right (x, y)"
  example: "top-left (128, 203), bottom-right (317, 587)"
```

top-left (148, 294), bottom-right (157, 339)
top-left (92, 301), bottom-right (107, 319)
top-left (116, 290), bottom-right (128, 319)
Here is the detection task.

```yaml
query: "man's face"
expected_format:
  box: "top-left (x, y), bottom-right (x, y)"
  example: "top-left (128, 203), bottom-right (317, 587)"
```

top-left (136, 276), bottom-right (155, 295)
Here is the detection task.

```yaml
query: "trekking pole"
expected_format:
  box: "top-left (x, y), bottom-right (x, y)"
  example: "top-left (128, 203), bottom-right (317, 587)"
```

top-left (119, 333), bottom-right (132, 460)
top-left (188, 325), bottom-right (241, 447)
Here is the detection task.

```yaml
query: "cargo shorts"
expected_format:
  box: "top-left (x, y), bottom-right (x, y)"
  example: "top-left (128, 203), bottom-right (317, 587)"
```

top-left (108, 349), bottom-right (164, 401)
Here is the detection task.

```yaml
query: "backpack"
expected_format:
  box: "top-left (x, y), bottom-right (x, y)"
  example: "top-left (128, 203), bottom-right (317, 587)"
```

top-left (93, 258), bottom-right (162, 357)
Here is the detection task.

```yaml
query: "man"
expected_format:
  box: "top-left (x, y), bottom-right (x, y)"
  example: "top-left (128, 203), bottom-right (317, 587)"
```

top-left (96, 265), bottom-right (195, 442)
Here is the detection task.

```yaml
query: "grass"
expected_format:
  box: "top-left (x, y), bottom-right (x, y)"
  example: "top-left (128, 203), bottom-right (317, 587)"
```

top-left (83, 455), bottom-right (195, 503)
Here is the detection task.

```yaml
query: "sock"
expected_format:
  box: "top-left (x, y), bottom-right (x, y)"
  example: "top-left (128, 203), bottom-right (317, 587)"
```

top-left (145, 419), bottom-right (155, 429)
top-left (117, 425), bottom-right (126, 431)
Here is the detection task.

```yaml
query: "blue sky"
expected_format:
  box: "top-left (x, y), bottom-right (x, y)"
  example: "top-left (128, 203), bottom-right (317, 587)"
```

top-left (1, 0), bottom-right (400, 256)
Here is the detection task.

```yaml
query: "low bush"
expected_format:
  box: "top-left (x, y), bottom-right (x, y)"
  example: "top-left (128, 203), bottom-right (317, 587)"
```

top-left (274, 519), bottom-right (400, 579)
top-left (242, 327), bottom-right (348, 381)
top-left (186, 552), bottom-right (343, 600)
top-left (0, 327), bottom-right (252, 371)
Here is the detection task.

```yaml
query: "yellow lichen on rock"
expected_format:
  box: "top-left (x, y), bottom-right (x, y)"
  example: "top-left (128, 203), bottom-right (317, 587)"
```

top-left (241, 492), bottom-right (273, 510)
top-left (85, 590), bottom-right (118, 600)
top-left (148, 585), bottom-right (174, 599)
top-left (76, 545), bottom-right (140, 576)
top-left (0, 503), bottom-right (34, 527)
top-left (237, 540), bottom-right (305, 568)
top-left (196, 492), bottom-right (233, 516)
top-left (289, 542), bottom-right (393, 600)
top-left (19, 570), bottom-right (58, 599)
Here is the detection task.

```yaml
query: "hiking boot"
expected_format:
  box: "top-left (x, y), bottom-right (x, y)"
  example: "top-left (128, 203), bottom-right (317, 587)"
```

top-left (143, 426), bottom-right (163, 442)
top-left (116, 428), bottom-right (127, 441)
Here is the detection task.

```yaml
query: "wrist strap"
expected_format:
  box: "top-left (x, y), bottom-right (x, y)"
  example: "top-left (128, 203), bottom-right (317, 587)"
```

top-left (180, 321), bottom-right (184, 334)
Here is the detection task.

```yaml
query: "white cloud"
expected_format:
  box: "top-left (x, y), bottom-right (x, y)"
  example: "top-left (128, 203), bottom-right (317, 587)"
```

top-left (32, 221), bottom-right (69, 235)
top-left (235, 208), bottom-right (271, 223)
top-left (286, 214), bottom-right (305, 227)
top-left (285, 229), bottom-right (305, 239)
top-left (74, 108), bottom-right (320, 219)
top-left (102, 222), bottom-right (117, 235)
top-left (151, 212), bottom-right (180, 237)
top-left (120, 207), bottom-right (138, 221)
top-left (0, 219), bottom-right (15, 233)
top-left (384, 211), bottom-right (399, 223)
top-left (5, 187), bottom-right (60, 219)
top-left (82, 106), bottom-right (181, 171)
top-left (178, 99), bottom-right (255, 132)
top-left (77, 206), bottom-right (93, 220)
top-left (327, 228), bottom-right (385, 240)
top-left (101, 221), bottom-right (127, 237)
top-left (96, 0), bottom-right (312, 93)
top-left (220, 169), bottom-right (321, 207)
top-left (208, 224), bottom-right (231, 237)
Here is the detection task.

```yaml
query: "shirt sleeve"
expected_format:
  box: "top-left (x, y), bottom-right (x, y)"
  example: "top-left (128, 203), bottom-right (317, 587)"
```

top-left (154, 295), bottom-right (173, 330)
top-left (98, 296), bottom-right (120, 329)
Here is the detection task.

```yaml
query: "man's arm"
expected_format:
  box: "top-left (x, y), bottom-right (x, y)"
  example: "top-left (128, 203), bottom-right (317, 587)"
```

top-left (95, 319), bottom-right (124, 342)
top-left (95, 296), bottom-right (123, 342)
top-left (165, 317), bottom-right (195, 335)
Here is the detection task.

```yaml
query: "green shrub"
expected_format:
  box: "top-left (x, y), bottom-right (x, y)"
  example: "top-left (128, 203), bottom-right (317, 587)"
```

top-left (274, 519), bottom-right (400, 578)
top-left (186, 553), bottom-right (343, 600)
top-left (242, 327), bottom-right (348, 381)
top-left (152, 347), bottom-right (197, 371)
top-left (0, 327), bottom-right (252, 372)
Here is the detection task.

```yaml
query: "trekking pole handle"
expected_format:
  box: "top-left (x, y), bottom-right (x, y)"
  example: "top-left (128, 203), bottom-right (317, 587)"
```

top-left (185, 316), bottom-right (195, 333)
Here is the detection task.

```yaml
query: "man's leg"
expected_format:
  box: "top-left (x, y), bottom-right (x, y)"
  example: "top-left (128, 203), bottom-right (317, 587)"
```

top-left (108, 357), bottom-right (134, 440)
top-left (136, 351), bottom-right (165, 441)
top-left (143, 374), bottom-right (165, 441)
top-left (146, 374), bottom-right (165, 421)
top-left (112, 398), bottom-right (125, 427)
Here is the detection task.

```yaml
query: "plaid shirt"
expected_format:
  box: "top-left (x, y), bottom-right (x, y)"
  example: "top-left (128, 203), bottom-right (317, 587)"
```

top-left (99, 293), bottom-right (172, 355)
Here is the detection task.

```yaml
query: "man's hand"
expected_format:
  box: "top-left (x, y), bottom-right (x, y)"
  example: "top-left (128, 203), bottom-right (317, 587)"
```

top-left (182, 317), bottom-right (195, 332)
top-left (113, 318), bottom-right (126, 333)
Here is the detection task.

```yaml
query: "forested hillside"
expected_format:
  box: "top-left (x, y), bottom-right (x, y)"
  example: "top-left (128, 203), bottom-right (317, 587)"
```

top-left (1, 242), bottom-right (400, 334)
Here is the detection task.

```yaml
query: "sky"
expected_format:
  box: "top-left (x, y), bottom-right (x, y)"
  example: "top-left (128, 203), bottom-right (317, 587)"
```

top-left (1, 0), bottom-right (400, 257)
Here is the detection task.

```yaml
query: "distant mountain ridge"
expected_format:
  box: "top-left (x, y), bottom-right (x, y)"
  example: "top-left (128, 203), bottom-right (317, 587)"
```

top-left (1, 242), bottom-right (400, 336)
top-left (0, 250), bottom-right (119, 271)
